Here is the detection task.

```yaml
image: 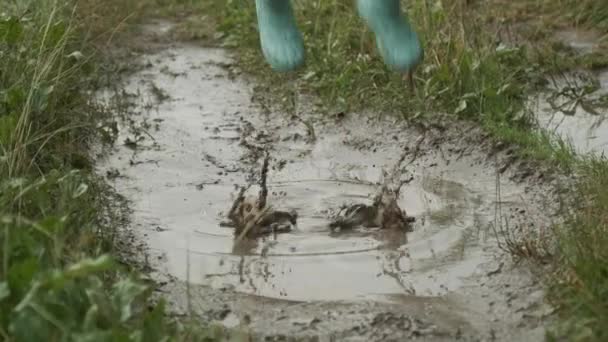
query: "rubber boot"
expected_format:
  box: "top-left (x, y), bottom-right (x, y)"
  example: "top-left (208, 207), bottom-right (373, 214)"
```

top-left (255, 0), bottom-right (305, 72)
top-left (356, 0), bottom-right (423, 72)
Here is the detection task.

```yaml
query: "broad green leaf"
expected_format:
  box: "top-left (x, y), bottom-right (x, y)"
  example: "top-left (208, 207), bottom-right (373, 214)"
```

top-left (111, 278), bottom-right (148, 323)
top-left (83, 304), bottom-right (99, 331)
top-left (35, 216), bottom-right (65, 237)
top-left (0, 281), bottom-right (10, 301)
top-left (48, 22), bottom-right (67, 47)
top-left (46, 256), bottom-right (113, 289)
top-left (71, 331), bottom-right (113, 342)
top-left (31, 85), bottom-right (54, 114)
top-left (0, 16), bottom-right (23, 45)
top-left (0, 113), bottom-right (17, 145)
top-left (142, 300), bottom-right (168, 341)
top-left (73, 183), bottom-right (89, 199)
top-left (455, 99), bottom-right (467, 114)
top-left (9, 306), bottom-right (52, 342)
top-left (65, 255), bottom-right (113, 279)
top-left (129, 330), bottom-right (143, 342)
top-left (3, 87), bottom-right (26, 112)
top-left (8, 258), bottom-right (39, 298)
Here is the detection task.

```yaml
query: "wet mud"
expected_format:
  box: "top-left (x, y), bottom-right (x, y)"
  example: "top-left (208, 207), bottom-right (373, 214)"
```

top-left (97, 23), bottom-right (558, 341)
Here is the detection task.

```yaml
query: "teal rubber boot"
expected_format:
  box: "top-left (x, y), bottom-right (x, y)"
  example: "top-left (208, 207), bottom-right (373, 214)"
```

top-left (255, 0), bottom-right (305, 72)
top-left (356, 0), bottom-right (423, 72)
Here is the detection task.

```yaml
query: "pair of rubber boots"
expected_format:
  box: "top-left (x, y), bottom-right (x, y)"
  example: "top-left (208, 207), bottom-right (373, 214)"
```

top-left (255, 0), bottom-right (423, 73)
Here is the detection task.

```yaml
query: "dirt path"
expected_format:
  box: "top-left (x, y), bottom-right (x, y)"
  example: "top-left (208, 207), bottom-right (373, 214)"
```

top-left (96, 21), bottom-right (558, 341)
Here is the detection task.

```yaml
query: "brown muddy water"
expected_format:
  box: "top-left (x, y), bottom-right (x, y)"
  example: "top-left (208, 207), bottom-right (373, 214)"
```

top-left (96, 23), bottom-right (557, 341)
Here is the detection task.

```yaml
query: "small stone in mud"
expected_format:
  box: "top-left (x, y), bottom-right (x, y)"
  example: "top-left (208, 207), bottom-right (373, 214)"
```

top-left (217, 306), bottom-right (231, 320)
top-left (124, 137), bottom-right (138, 149)
top-left (106, 168), bottom-right (121, 179)
top-left (282, 133), bottom-right (303, 142)
top-left (219, 284), bottom-right (235, 292)
top-left (275, 159), bottom-right (287, 171)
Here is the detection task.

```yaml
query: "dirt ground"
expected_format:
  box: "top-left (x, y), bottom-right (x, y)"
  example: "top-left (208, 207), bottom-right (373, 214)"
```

top-left (95, 19), bottom-right (574, 341)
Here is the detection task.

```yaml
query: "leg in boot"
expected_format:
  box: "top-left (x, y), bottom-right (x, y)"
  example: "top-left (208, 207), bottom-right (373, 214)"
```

top-left (356, 0), bottom-right (423, 73)
top-left (255, 0), bottom-right (305, 72)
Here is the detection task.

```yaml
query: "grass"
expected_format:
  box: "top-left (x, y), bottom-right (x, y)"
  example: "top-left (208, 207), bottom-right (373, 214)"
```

top-left (0, 0), bottom-right (233, 340)
top-left (164, 0), bottom-right (608, 340)
top-left (544, 156), bottom-right (608, 341)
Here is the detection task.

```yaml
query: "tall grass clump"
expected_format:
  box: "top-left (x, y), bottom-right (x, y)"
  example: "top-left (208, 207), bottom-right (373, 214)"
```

top-left (547, 156), bottom-right (608, 341)
top-left (0, 0), bottom-right (226, 340)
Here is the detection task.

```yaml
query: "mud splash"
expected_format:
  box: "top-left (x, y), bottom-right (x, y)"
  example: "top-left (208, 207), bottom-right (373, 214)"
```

top-left (97, 30), bottom-right (554, 340)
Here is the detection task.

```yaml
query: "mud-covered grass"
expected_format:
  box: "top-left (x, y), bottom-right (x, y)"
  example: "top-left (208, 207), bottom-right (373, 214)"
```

top-left (146, 0), bottom-right (608, 340)
top-left (0, 0), bottom-right (231, 340)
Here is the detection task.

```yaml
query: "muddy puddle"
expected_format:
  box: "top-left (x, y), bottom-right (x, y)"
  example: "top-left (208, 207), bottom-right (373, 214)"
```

top-left (533, 69), bottom-right (608, 155)
top-left (535, 32), bottom-right (608, 156)
top-left (97, 30), bottom-right (554, 340)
